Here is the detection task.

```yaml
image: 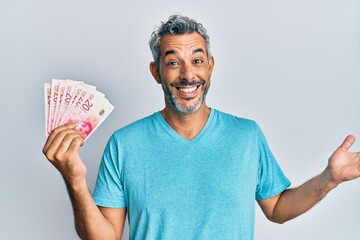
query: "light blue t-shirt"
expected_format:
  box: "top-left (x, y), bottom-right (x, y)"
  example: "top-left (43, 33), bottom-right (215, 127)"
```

top-left (93, 109), bottom-right (291, 240)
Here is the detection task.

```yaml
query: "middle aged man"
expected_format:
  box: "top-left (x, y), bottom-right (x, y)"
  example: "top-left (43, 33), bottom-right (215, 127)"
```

top-left (43, 14), bottom-right (360, 240)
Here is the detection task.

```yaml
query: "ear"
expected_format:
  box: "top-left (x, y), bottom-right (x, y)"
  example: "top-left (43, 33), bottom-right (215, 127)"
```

top-left (208, 56), bottom-right (215, 74)
top-left (150, 62), bottom-right (161, 84)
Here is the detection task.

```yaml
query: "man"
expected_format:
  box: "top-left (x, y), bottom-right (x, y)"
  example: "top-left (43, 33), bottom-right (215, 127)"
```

top-left (43, 15), bottom-right (360, 239)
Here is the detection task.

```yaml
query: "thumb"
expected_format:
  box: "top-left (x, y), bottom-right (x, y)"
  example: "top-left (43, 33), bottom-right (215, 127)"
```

top-left (339, 135), bottom-right (356, 151)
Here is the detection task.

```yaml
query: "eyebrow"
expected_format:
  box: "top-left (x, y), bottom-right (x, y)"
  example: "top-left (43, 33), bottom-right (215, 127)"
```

top-left (164, 48), bottom-right (205, 57)
top-left (192, 48), bottom-right (205, 54)
top-left (164, 50), bottom-right (176, 57)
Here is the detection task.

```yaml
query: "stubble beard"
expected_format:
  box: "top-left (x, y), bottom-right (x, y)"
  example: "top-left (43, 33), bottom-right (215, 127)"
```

top-left (161, 79), bottom-right (209, 115)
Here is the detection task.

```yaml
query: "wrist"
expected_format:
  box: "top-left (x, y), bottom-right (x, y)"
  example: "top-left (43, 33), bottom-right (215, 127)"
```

top-left (321, 167), bottom-right (341, 190)
top-left (65, 177), bottom-right (88, 193)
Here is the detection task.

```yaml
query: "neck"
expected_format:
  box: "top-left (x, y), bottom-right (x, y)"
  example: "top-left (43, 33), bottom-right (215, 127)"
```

top-left (160, 103), bottom-right (211, 140)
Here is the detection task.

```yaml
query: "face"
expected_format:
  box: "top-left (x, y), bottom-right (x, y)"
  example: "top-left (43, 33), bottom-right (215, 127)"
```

top-left (75, 120), bottom-right (92, 138)
top-left (150, 32), bottom-right (214, 115)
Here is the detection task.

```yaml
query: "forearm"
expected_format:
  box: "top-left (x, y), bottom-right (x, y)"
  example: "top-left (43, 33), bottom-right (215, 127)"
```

top-left (272, 170), bottom-right (339, 223)
top-left (260, 135), bottom-right (360, 224)
top-left (66, 179), bottom-right (117, 240)
top-left (43, 125), bottom-right (122, 239)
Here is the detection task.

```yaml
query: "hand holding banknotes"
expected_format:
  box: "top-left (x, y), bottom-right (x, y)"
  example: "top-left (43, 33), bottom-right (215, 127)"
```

top-left (43, 79), bottom-right (114, 186)
top-left (43, 123), bottom-right (86, 188)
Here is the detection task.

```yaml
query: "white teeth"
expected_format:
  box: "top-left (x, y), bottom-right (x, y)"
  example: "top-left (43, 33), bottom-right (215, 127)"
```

top-left (178, 86), bottom-right (197, 93)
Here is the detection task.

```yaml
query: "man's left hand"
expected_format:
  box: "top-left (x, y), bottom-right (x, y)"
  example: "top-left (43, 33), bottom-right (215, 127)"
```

top-left (325, 135), bottom-right (360, 185)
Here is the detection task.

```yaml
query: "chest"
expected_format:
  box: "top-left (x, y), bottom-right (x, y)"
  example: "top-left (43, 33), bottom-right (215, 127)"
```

top-left (121, 137), bottom-right (260, 213)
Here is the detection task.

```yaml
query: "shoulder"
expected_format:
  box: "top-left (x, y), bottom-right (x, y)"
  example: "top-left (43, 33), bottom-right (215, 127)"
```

top-left (110, 113), bottom-right (158, 141)
top-left (209, 109), bottom-right (266, 149)
top-left (212, 109), bottom-right (260, 132)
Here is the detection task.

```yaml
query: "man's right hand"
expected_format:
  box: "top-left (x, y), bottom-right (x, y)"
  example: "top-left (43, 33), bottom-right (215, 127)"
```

top-left (42, 123), bottom-right (86, 189)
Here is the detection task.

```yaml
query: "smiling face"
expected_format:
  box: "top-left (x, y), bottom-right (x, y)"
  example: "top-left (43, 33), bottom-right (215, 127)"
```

top-left (150, 32), bottom-right (214, 115)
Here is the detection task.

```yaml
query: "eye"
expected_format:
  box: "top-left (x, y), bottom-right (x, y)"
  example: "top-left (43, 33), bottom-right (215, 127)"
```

top-left (193, 59), bottom-right (204, 64)
top-left (166, 61), bottom-right (180, 68)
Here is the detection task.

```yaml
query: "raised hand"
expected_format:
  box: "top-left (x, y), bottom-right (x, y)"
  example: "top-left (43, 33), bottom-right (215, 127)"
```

top-left (325, 135), bottom-right (360, 185)
top-left (42, 123), bottom-right (86, 188)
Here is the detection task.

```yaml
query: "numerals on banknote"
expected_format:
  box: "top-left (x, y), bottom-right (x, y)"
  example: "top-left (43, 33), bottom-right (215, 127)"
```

top-left (44, 79), bottom-right (114, 140)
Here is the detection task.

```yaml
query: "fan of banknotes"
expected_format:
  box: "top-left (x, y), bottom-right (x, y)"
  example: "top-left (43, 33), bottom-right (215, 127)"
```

top-left (44, 79), bottom-right (114, 140)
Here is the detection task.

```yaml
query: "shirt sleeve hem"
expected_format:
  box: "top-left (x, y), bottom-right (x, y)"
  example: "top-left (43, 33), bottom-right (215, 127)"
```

top-left (93, 196), bottom-right (127, 208)
top-left (255, 180), bottom-right (291, 200)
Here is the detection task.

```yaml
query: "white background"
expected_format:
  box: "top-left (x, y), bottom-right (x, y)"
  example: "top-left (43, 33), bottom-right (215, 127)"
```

top-left (1, 0), bottom-right (359, 239)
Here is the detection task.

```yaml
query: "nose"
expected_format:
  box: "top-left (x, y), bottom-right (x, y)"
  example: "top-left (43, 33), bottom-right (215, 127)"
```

top-left (180, 62), bottom-right (194, 81)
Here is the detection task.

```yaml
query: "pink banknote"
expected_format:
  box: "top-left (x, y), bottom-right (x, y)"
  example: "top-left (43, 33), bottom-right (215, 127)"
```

top-left (44, 79), bottom-right (114, 140)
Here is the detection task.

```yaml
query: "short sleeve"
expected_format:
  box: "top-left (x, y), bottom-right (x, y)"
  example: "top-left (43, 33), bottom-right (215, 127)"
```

top-left (255, 125), bottom-right (291, 200)
top-left (92, 134), bottom-right (127, 208)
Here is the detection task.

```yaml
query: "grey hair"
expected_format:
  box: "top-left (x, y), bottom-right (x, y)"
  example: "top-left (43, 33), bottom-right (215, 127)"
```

top-left (149, 14), bottom-right (211, 68)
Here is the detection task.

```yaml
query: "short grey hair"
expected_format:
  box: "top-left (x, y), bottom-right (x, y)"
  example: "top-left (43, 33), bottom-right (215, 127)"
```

top-left (149, 14), bottom-right (211, 68)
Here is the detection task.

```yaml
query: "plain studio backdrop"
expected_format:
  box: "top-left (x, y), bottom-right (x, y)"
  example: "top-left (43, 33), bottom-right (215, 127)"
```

top-left (1, 0), bottom-right (359, 239)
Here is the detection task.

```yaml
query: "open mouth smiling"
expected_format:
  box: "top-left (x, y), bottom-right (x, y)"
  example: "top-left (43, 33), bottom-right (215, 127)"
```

top-left (170, 80), bottom-right (206, 95)
top-left (176, 85), bottom-right (200, 93)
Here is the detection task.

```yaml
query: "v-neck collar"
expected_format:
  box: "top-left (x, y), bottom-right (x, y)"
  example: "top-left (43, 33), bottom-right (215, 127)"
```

top-left (154, 108), bottom-right (215, 144)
